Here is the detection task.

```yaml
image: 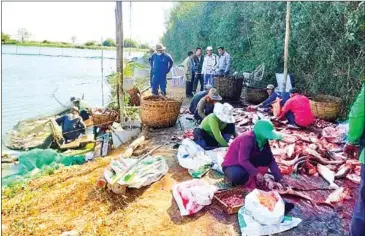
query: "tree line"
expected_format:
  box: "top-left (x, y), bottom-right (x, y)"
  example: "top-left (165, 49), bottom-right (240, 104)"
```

top-left (162, 2), bottom-right (364, 117)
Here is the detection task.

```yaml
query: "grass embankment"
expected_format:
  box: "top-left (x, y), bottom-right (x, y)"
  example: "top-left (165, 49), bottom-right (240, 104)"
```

top-left (3, 41), bottom-right (148, 52)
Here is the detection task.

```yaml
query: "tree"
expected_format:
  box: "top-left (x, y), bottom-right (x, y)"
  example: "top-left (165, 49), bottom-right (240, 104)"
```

top-left (71, 36), bottom-right (76, 44)
top-left (102, 38), bottom-right (116, 47)
top-left (124, 38), bottom-right (138, 48)
top-left (1, 32), bottom-right (11, 43)
top-left (139, 43), bottom-right (150, 49)
top-left (18, 28), bottom-right (31, 42)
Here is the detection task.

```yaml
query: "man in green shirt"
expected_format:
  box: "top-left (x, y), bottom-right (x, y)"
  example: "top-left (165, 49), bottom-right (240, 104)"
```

top-left (193, 102), bottom-right (237, 150)
top-left (344, 84), bottom-right (364, 236)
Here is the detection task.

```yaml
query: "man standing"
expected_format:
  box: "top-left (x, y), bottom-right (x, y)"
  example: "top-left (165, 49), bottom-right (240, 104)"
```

top-left (202, 46), bottom-right (219, 87)
top-left (217, 47), bottom-right (231, 76)
top-left (344, 84), bottom-right (364, 236)
top-left (182, 51), bottom-right (195, 97)
top-left (149, 44), bottom-right (174, 96)
top-left (193, 47), bottom-right (204, 93)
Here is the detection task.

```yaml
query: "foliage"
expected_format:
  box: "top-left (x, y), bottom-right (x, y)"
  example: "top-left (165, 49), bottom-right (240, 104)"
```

top-left (102, 38), bottom-right (116, 47)
top-left (162, 2), bottom-right (365, 117)
top-left (2, 32), bottom-right (11, 43)
top-left (17, 28), bottom-right (31, 42)
top-left (139, 43), bottom-right (150, 49)
top-left (84, 41), bottom-right (97, 46)
top-left (124, 38), bottom-right (138, 48)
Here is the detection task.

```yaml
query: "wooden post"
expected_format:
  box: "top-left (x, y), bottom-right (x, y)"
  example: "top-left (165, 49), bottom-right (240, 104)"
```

top-left (116, 1), bottom-right (124, 125)
top-left (283, 1), bottom-right (291, 92)
top-left (101, 37), bottom-right (104, 107)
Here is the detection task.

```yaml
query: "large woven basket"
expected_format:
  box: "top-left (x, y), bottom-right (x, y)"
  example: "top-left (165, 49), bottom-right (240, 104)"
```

top-left (140, 96), bottom-right (182, 128)
top-left (310, 95), bottom-right (341, 121)
top-left (213, 76), bottom-right (244, 101)
top-left (245, 86), bottom-right (268, 104)
top-left (91, 109), bottom-right (119, 129)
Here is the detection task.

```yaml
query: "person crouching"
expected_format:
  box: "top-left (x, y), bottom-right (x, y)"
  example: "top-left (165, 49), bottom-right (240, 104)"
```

top-left (222, 120), bottom-right (283, 188)
top-left (193, 102), bottom-right (237, 150)
top-left (194, 88), bottom-right (222, 123)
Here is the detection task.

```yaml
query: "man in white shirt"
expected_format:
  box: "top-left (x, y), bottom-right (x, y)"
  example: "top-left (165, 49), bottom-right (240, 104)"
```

top-left (202, 46), bottom-right (219, 87)
top-left (217, 46), bottom-right (231, 76)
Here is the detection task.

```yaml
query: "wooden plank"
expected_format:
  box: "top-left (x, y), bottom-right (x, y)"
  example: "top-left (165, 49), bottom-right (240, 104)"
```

top-left (283, 1), bottom-right (291, 92)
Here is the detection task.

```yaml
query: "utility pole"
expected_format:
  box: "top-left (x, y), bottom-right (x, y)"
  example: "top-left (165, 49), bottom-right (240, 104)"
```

top-left (283, 1), bottom-right (291, 92)
top-left (116, 1), bottom-right (124, 125)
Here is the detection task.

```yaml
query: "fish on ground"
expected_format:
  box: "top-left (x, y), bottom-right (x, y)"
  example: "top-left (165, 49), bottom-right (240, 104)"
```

top-left (317, 164), bottom-right (340, 189)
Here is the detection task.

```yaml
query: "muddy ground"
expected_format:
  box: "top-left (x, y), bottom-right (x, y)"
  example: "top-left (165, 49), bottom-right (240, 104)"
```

top-left (1, 82), bottom-right (358, 236)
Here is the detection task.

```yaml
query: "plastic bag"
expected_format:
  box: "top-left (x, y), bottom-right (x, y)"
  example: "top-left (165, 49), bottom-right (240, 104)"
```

top-left (118, 156), bottom-right (168, 188)
top-left (172, 179), bottom-right (217, 216)
top-left (245, 189), bottom-right (285, 226)
top-left (238, 207), bottom-right (302, 236)
top-left (177, 139), bottom-right (212, 170)
top-left (206, 147), bottom-right (227, 174)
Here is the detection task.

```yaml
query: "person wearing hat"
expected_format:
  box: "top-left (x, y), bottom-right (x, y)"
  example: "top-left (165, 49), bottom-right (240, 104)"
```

top-left (72, 98), bottom-right (91, 121)
top-left (222, 120), bottom-right (283, 187)
top-left (55, 106), bottom-right (86, 143)
top-left (343, 84), bottom-right (364, 236)
top-left (193, 102), bottom-right (237, 150)
top-left (189, 84), bottom-right (212, 114)
top-left (202, 46), bottom-right (219, 86)
top-left (194, 88), bottom-right (222, 123)
top-left (252, 84), bottom-right (290, 110)
top-left (149, 44), bottom-right (174, 96)
top-left (217, 46), bottom-right (231, 76)
top-left (276, 88), bottom-right (314, 128)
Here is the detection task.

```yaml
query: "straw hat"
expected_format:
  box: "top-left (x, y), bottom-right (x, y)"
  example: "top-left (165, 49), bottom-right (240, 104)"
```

top-left (213, 102), bottom-right (235, 124)
top-left (207, 88), bottom-right (222, 101)
top-left (155, 44), bottom-right (166, 51)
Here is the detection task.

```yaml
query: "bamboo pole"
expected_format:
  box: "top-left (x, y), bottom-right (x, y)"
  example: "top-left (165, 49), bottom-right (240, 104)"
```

top-left (116, 2), bottom-right (124, 125)
top-left (101, 37), bottom-right (104, 107)
top-left (283, 1), bottom-right (291, 92)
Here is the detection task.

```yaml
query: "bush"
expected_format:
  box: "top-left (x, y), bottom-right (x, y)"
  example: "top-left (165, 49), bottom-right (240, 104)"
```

top-left (139, 43), bottom-right (150, 49)
top-left (102, 38), bottom-right (116, 47)
top-left (84, 41), bottom-right (96, 46)
top-left (124, 39), bottom-right (138, 48)
top-left (2, 32), bottom-right (11, 43)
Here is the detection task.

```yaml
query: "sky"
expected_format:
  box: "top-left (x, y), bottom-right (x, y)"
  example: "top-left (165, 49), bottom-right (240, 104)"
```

top-left (2, 2), bottom-right (173, 45)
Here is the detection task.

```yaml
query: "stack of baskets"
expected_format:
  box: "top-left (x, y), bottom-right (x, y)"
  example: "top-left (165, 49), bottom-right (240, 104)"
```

top-left (309, 95), bottom-right (341, 121)
top-left (213, 76), bottom-right (244, 101)
top-left (245, 86), bottom-right (269, 104)
top-left (140, 96), bottom-right (182, 128)
top-left (91, 109), bottom-right (119, 129)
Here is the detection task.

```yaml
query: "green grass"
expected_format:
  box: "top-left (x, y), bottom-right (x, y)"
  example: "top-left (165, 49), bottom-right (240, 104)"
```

top-left (3, 41), bottom-right (148, 52)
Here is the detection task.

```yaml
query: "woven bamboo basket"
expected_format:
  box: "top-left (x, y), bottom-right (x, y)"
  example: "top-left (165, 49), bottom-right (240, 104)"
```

top-left (245, 86), bottom-right (268, 104)
top-left (310, 95), bottom-right (341, 121)
top-left (140, 96), bottom-right (182, 128)
top-left (213, 76), bottom-right (244, 101)
top-left (91, 109), bottom-right (119, 129)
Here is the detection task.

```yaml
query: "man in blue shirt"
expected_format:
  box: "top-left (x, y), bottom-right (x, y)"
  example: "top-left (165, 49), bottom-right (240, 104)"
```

top-left (252, 84), bottom-right (290, 109)
top-left (149, 44), bottom-right (174, 96)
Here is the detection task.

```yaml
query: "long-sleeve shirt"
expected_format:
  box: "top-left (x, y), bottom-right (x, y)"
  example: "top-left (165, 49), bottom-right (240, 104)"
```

top-left (149, 53), bottom-right (174, 75)
top-left (278, 94), bottom-right (314, 127)
top-left (189, 91), bottom-right (207, 113)
top-left (218, 52), bottom-right (231, 73)
top-left (222, 131), bottom-right (282, 181)
top-left (202, 54), bottom-right (219, 75)
top-left (347, 85), bottom-right (365, 164)
top-left (196, 96), bottom-right (214, 119)
top-left (193, 55), bottom-right (204, 74)
top-left (200, 113), bottom-right (233, 147)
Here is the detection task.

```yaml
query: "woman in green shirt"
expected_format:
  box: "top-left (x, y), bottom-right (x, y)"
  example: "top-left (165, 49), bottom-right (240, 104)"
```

top-left (193, 102), bottom-right (237, 150)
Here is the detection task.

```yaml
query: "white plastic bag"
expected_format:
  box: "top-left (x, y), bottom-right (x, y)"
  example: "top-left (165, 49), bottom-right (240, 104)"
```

top-left (177, 139), bottom-right (212, 170)
top-left (245, 189), bottom-right (285, 226)
top-left (206, 147), bottom-right (227, 174)
top-left (172, 179), bottom-right (217, 216)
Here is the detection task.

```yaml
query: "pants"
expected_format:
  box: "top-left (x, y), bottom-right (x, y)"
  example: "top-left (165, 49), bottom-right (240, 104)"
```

top-left (223, 149), bottom-right (273, 186)
top-left (193, 104), bottom-right (214, 122)
top-left (193, 73), bottom-right (204, 92)
top-left (350, 164), bottom-right (365, 236)
top-left (204, 74), bottom-right (214, 87)
top-left (152, 72), bottom-right (167, 96)
top-left (218, 70), bottom-right (230, 76)
top-left (193, 123), bottom-right (235, 150)
top-left (186, 81), bottom-right (193, 97)
top-left (149, 70), bottom-right (153, 87)
top-left (285, 111), bottom-right (296, 125)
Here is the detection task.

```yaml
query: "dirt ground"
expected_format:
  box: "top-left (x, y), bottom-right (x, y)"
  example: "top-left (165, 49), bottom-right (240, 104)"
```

top-left (1, 81), bottom-right (358, 236)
